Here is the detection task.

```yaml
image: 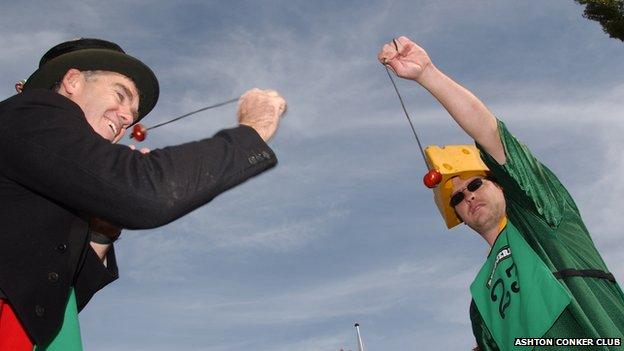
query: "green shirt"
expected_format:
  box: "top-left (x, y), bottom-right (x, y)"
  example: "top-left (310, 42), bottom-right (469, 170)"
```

top-left (35, 288), bottom-right (83, 350)
top-left (470, 220), bottom-right (572, 350)
top-left (470, 120), bottom-right (624, 350)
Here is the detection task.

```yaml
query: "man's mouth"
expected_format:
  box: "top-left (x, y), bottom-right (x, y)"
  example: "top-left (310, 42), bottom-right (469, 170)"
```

top-left (470, 203), bottom-right (484, 215)
top-left (106, 119), bottom-right (118, 136)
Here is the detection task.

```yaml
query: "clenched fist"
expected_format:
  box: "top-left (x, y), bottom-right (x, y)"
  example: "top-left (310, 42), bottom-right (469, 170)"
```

top-left (378, 36), bottom-right (433, 82)
top-left (237, 88), bottom-right (287, 142)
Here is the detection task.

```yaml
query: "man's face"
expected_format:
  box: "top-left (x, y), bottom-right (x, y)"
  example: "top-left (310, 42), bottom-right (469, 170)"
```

top-left (450, 176), bottom-right (506, 234)
top-left (63, 70), bottom-right (140, 143)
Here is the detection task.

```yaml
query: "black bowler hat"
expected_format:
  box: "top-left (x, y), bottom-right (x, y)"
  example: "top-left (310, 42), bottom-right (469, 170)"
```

top-left (23, 38), bottom-right (159, 122)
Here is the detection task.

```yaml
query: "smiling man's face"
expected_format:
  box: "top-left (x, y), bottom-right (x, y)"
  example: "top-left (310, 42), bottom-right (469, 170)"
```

top-left (59, 69), bottom-right (139, 143)
top-left (450, 176), bottom-right (506, 235)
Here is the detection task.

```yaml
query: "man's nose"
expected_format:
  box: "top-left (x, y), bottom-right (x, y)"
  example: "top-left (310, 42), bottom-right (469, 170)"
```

top-left (119, 107), bottom-right (135, 126)
top-left (465, 192), bottom-right (476, 203)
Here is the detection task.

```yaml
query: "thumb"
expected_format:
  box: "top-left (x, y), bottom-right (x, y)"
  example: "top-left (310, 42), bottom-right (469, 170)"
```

top-left (385, 62), bottom-right (398, 75)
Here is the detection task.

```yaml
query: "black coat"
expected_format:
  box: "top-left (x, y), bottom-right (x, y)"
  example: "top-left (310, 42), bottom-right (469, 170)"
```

top-left (0, 89), bottom-right (277, 345)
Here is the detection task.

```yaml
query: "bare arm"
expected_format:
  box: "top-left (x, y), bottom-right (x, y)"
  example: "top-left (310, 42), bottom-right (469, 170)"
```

top-left (378, 36), bottom-right (505, 164)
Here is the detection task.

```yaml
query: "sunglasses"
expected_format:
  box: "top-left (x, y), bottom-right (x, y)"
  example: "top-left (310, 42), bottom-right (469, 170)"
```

top-left (449, 178), bottom-right (485, 207)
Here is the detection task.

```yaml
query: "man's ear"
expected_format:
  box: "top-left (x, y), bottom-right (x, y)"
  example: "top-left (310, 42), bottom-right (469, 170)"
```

top-left (58, 68), bottom-right (83, 96)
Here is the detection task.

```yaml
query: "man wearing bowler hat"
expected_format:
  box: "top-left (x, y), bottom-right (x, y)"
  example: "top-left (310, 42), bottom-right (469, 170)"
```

top-left (0, 38), bottom-right (286, 349)
top-left (379, 36), bottom-right (624, 350)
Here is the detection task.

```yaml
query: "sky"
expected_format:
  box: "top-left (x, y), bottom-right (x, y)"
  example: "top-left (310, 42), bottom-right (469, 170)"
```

top-left (2, 1), bottom-right (624, 350)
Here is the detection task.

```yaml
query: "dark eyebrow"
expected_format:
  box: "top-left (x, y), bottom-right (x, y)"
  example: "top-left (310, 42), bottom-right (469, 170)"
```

top-left (114, 83), bottom-right (139, 120)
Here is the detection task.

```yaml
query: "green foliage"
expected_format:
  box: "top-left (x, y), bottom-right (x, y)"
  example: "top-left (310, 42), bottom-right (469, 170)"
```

top-left (575, 0), bottom-right (624, 41)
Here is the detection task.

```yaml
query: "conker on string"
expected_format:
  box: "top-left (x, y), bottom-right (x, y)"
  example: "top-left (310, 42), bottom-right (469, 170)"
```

top-left (423, 169), bottom-right (442, 188)
top-left (130, 124), bottom-right (147, 142)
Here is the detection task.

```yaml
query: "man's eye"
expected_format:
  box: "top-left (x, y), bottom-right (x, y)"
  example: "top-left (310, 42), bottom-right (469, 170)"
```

top-left (116, 92), bottom-right (124, 102)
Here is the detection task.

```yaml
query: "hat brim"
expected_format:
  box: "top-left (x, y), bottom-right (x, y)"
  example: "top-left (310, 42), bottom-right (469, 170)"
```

top-left (23, 48), bottom-right (159, 122)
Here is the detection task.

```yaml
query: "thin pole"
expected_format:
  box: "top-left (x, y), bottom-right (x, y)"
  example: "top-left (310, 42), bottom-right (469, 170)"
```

top-left (354, 323), bottom-right (365, 351)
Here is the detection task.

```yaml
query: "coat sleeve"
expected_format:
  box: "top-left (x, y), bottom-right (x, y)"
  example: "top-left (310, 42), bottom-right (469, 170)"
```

top-left (476, 119), bottom-right (572, 228)
top-left (74, 245), bottom-right (119, 311)
top-left (0, 91), bottom-right (277, 229)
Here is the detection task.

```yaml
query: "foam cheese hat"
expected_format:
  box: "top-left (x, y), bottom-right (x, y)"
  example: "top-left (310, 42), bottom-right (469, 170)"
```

top-left (424, 145), bottom-right (490, 229)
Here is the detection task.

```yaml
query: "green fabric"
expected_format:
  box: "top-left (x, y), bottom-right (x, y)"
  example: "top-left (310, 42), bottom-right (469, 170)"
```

top-left (35, 288), bottom-right (83, 351)
top-left (470, 221), bottom-right (571, 350)
top-left (470, 120), bottom-right (624, 350)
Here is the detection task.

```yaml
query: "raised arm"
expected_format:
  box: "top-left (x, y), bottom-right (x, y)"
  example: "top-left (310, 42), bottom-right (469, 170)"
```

top-left (0, 90), bottom-right (280, 230)
top-left (378, 36), bottom-right (505, 164)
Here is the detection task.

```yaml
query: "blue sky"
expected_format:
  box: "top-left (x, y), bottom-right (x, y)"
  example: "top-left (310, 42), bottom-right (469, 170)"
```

top-left (3, 1), bottom-right (624, 350)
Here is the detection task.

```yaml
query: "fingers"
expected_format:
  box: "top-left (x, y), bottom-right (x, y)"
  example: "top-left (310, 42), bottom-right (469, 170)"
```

top-left (385, 64), bottom-right (397, 75)
top-left (378, 36), bottom-right (416, 65)
top-left (238, 88), bottom-right (287, 120)
top-left (395, 36), bottom-right (412, 48)
top-left (129, 144), bottom-right (150, 154)
top-left (377, 42), bottom-right (398, 65)
top-left (271, 90), bottom-right (288, 116)
top-left (264, 89), bottom-right (288, 115)
top-left (237, 88), bottom-right (287, 141)
top-left (395, 36), bottom-right (416, 57)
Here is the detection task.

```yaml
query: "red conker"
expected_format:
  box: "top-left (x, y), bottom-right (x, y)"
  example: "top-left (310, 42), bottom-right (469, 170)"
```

top-left (423, 169), bottom-right (442, 188)
top-left (130, 124), bottom-right (147, 142)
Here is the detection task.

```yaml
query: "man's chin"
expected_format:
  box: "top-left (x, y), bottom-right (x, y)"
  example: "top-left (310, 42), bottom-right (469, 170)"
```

top-left (467, 213), bottom-right (496, 233)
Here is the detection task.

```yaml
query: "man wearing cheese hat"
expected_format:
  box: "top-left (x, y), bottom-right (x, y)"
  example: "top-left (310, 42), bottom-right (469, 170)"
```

top-left (379, 36), bottom-right (624, 350)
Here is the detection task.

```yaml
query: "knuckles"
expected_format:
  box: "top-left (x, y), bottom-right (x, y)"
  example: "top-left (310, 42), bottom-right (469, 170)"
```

top-left (237, 88), bottom-right (287, 121)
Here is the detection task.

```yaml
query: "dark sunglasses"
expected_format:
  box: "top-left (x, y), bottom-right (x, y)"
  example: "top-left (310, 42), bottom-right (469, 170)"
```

top-left (450, 178), bottom-right (485, 207)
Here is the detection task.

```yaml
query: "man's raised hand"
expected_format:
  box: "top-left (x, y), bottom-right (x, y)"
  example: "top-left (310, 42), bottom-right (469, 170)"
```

top-left (237, 88), bottom-right (287, 142)
top-left (378, 36), bottom-right (433, 82)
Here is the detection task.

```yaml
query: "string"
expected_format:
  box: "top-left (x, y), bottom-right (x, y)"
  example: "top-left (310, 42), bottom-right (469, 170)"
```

top-left (383, 65), bottom-right (429, 168)
top-left (146, 97), bottom-right (240, 131)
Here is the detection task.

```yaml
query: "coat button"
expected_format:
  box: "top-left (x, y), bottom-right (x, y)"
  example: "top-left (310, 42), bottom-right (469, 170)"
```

top-left (56, 244), bottom-right (67, 253)
top-left (248, 156), bottom-right (257, 164)
top-left (261, 151), bottom-right (271, 159)
top-left (48, 272), bottom-right (59, 283)
top-left (35, 305), bottom-right (45, 317)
